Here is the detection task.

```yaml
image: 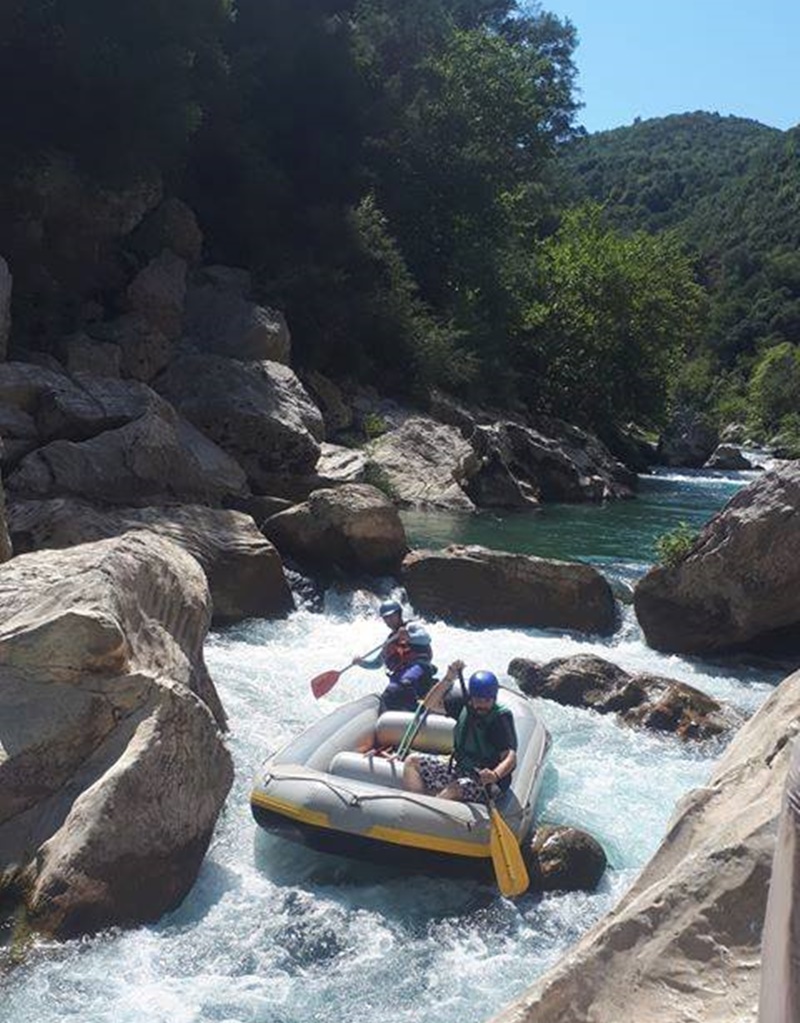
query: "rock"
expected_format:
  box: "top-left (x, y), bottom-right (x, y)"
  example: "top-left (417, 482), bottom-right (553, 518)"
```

top-left (720, 422), bottom-right (749, 444)
top-left (127, 198), bottom-right (203, 266)
top-left (0, 400), bottom-right (38, 469)
top-left (126, 250), bottom-right (187, 340)
top-left (6, 406), bottom-right (248, 507)
top-left (634, 462), bottom-right (800, 656)
top-left (365, 417), bottom-right (478, 510)
top-left (156, 354), bottom-right (323, 487)
top-left (508, 654), bottom-right (741, 739)
top-left (657, 409), bottom-right (719, 467)
top-left (0, 532), bottom-right (233, 938)
top-left (402, 546), bottom-right (616, 634)
top-left (0, 256), bottom-right (11, 360)
top-left (759, 735), bottom-right (800, 1021)
top-left (303, 371), bottom-right (353, 434)
top-left (262, 484), bottom-right (408, 576)
top-left (89, 313), bottom-right (172, 382)
top-left (184, 273), bottom-right (291, 363)
top-left (0, 478), bottom-right (10, 562)
top-left (8, 498), bottom-right (293, 624)
top-left (226, 493), bottom-right (294, 527)
top-left (316, 442), bottom-right (367, 483)
top-left (35, 371), bottom-right (172, 442)
top-left (525, 825), bottom-right (607, 892)
top-left (469, 419), bottom-right (636, 508)
top-left (704, 443), bottom-right (753, 470)
top-left (490, 667), bottom-right (800, 1023)
top-left (59, 333), bottom-right (122, 378)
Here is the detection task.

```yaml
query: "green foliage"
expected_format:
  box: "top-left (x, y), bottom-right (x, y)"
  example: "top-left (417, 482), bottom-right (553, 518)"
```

top-left (522, 204), bottom-right (705, 428)
top-left (363, 412), bottom-right (389, 439)
top-left (747, 342), bottom-right (800, 436)
top-left (654, 521), bottom-right (699, 567)
top-left (563, 114), bottom-right (800, 429)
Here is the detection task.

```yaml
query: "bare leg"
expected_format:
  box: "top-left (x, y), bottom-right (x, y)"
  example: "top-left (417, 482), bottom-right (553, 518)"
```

top-left (402, 755), bottom-right (426, 793)
top-left (436, 781), bottom-right (464, 801)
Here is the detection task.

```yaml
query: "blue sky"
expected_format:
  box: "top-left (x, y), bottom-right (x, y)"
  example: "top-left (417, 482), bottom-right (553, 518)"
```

top-left (539, 0), bottom-right (800, 134)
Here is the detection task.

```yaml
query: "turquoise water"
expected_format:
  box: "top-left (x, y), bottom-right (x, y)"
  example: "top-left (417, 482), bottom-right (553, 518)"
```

top-left (402, 467), bottom-right (759, 570)
top-left (0, 467), bottom-right (780, 1023)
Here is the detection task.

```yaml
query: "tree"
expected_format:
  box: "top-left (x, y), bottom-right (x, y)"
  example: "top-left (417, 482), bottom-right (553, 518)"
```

top-left (522, 204), bottom-right (705, 428)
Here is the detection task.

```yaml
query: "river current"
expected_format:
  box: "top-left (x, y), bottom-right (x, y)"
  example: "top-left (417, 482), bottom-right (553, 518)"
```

top-left (0, 468), bottom-right (781, 1023)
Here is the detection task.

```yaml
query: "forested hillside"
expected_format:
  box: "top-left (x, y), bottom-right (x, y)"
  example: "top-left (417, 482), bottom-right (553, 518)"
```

top-left (564, 113), bottom-right (800, 449)
top-left (10, 2), bottom-right (796, 449)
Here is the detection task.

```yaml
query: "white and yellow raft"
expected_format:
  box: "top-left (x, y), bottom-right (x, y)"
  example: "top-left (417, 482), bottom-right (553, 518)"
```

top-left (250, 688), bottom-right (551, 875)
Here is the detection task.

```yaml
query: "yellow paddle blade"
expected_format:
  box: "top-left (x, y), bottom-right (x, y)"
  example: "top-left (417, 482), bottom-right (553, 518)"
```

top-left (488, 804), bottom-right (530, 898)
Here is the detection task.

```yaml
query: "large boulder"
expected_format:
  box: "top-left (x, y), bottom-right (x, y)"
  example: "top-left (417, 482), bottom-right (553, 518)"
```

top-left (6, 406), bottom-right (248, 507)
top-left (127, 198), bottom-right (204, 266)
top-left (469, 419), bottom-right (636, 507)
top-left (126, 249), bottom-right (187, 340)
top-left (8, 498), bottom-right (293, 624)
top-left (657, 409), bottom-right (719, 468)
top-left (156, 354), bottom-right (323, 488)
top-left (184, 268), bottom-right (291, 363)
top-left (704, 443), bottom-right (753, 471)
top-left (490, 667), bottom-right (800, 1023)
top-left (634, 462), bottom-right (800, 656)
top-left (365, 417), bottom-right (478, 510)
top-left (0, 255), bottom-right (11, 360)
top-left (0, 532), bottom-right (233, 938)
top-left (263, 484), bottom-right (408, 576)
top-left (88, 313), bottom-right (172, 382)
top-left (402, 545), bottom-right (616, 634)
top-left (508, 653), bottom-right (741, 739)
top-left (0, 478), bottom-right (10, 562)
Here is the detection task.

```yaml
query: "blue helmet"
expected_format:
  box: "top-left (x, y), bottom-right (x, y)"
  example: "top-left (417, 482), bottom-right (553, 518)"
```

top-left (379, 599), bottom-right (402, 619)
top-left (468, 670), bottom-right (499, 700)
top-left (406, 625), bottom-right (431, 648)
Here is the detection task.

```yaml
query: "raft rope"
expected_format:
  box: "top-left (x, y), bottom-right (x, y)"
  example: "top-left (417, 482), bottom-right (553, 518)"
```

top-left (260, 770), bottom-right (529, 829)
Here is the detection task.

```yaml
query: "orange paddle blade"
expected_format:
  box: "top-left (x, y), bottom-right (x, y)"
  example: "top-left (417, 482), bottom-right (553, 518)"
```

top-left (311, 669), bottom-right (341, 699)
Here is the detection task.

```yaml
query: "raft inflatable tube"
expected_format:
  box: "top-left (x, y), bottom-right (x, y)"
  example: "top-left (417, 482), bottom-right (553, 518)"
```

top-left (250, 687), bottom-right (551, 875)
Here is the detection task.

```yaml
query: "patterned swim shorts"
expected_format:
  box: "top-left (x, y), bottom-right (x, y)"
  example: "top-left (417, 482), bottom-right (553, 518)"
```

top-left (414, 755), bottom-right (489, 803)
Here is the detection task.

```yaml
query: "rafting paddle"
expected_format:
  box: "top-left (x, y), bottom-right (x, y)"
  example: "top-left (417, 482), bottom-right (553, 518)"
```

top-left (455, 668), bottom-right (529, 898)
top-left (310, 641), bottom-right (385, 699)
top-left (485, 788), bottom-right (530, 898)
top-left (395, 674), bottom-right (454, 760)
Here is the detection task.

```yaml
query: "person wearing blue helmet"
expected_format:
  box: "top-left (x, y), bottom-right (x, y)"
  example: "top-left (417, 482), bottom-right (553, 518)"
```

top-left (352, 601), bottom-right (436, 712)
top-left (402, 660), bottom-right (517, 802)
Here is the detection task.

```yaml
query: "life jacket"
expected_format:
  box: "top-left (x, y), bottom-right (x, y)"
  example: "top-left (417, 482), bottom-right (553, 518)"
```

top-left (453, 704), bottom-right (512, 774)
top-left (383, 630), bottom-right (413, 674)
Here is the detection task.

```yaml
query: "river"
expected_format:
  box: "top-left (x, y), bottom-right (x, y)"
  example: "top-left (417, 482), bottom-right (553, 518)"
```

top-left (0, 467), bottom-right (781, 1023)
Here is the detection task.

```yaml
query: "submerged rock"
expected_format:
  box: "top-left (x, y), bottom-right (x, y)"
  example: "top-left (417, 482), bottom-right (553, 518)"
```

top-left (508, 653), bottom-right (741, 739)
top-left (525, 825), bottom-right (607, 893)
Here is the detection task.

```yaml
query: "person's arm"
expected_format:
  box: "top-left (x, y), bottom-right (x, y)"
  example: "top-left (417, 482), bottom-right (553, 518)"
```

top-left (352, 650), bottom-right (384, 670)
top-left (476, 749), bottom-right (517, 787)
top-left (424, 659), bottom-right (464, 713)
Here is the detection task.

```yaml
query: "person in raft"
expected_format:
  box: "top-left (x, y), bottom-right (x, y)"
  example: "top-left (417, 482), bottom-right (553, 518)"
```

top-left (351, 599), bottom-right (436, 713)
top-left (402, 659), bottom-right (517, 803)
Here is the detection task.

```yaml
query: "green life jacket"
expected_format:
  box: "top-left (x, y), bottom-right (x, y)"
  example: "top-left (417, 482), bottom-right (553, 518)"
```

top-left (453, 704), bottom-right (511, 774)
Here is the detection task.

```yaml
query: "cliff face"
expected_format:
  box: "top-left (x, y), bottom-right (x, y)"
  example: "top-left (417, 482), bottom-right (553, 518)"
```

top-left (491, 669), bottom-right (800, 1023)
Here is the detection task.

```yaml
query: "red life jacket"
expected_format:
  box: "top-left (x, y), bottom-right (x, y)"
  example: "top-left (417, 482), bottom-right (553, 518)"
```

top-left (383, 630), bottom-right (413, 673)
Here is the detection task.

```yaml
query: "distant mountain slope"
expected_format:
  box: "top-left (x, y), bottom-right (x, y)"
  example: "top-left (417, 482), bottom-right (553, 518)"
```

top-left (562, 111), bottom-right (781, 234)
top-left (561, 113), bottom-right (800, 372)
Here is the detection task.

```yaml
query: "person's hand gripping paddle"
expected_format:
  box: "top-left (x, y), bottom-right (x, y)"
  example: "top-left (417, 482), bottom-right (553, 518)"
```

top-left (456, 669), bottom-right (529, 899)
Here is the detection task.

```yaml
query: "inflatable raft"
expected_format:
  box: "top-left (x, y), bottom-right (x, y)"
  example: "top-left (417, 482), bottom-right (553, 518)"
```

top-left (250, 687), bottom-right (551, 876)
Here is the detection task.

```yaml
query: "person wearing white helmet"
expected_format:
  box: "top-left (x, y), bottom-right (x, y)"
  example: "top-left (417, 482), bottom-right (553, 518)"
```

top-left (352, 601), bottom-right (436, 712)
